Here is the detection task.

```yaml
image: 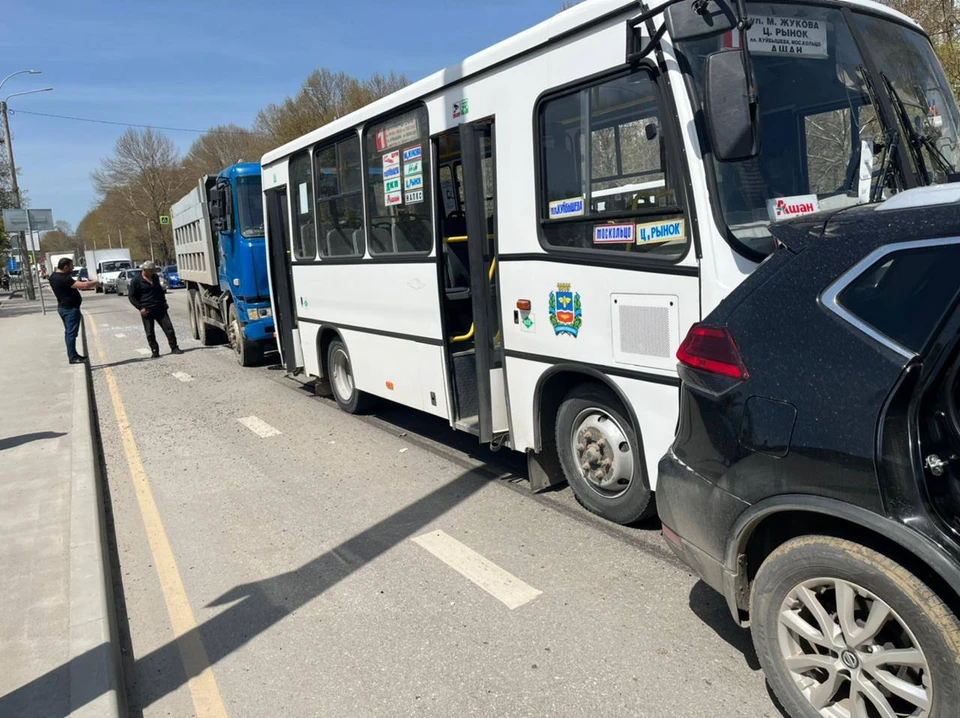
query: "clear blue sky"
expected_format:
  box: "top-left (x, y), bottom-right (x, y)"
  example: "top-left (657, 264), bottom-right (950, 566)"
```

top-left (3, 0), bottom-right (565, 232)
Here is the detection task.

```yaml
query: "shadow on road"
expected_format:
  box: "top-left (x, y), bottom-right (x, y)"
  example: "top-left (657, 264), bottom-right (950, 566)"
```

top-left (0, 431), bottom-right (67, 451)
top-left (0, 464), bottom-right (500, 716)
top-left (687, 580), bottom-right (760, 670)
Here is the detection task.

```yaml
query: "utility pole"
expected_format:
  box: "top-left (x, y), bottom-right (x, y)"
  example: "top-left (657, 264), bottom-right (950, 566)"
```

top-left (107, 231), bottom-right (113, 249)
top-left (1, 99), bottom-right (35, 299)
top-left (146, 218), bottom-right (155, 262)
top-left (118, 227), bottom-right (124, 248)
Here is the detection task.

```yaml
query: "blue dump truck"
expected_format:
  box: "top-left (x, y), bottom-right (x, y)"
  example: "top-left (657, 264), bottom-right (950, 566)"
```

top-left (171, 163), bottom-right (273, 366)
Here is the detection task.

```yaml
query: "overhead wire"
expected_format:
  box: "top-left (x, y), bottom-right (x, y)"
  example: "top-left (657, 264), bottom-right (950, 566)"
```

top-left (8, 109), bottom-right (267, 135)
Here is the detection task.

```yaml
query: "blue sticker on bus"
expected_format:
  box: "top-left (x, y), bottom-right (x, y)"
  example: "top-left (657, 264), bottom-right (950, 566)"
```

top-left (593, 223), bottom-right (635, 244)
top-left (636, 218), bottom-right (685, 245)
top-left (383, 166), bottom-right (400, 179)
top-left (404, 174), bottom-right (423, 191)
top-left (403, 145), bottom-right (422, 162)
top-left (548, 197), bottom-right (585, 219)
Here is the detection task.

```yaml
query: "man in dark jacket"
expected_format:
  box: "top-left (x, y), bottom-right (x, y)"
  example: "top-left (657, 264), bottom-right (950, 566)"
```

top-left (128, 261), bottom-right (183, 358)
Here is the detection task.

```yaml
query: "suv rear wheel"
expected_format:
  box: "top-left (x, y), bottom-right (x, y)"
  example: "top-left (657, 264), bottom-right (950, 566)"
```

top-left (751, 536), bottom-right (960, 718)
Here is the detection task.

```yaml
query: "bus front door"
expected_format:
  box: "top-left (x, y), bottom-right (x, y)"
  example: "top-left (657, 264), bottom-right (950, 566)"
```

top-left (450, 119), bottom-right (508, 443)
top-left (265, 187), bottom-right (301, 372)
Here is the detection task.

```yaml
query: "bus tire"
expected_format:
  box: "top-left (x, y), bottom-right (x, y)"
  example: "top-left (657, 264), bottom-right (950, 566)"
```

top-left (187, 290), bottom-right (200, 340)
top-left (228, 304), bottom-right (263, 367)
top-left (326, 338), bottom-right (374, 414)
top-left (555, 384), bottom-right (654, 525)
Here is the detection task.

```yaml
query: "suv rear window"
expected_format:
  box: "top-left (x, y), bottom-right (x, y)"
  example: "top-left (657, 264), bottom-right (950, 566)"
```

top-left (837, 242), bottom-right (960, 353)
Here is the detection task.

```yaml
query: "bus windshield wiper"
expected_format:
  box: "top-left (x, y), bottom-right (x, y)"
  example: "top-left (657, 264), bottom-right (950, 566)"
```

top-left (878, 72), bottom-right (958, 183)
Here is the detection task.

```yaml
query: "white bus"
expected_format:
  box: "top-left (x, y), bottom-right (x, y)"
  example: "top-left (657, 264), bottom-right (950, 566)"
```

top-left (261, 0), bottom-right (960, 523)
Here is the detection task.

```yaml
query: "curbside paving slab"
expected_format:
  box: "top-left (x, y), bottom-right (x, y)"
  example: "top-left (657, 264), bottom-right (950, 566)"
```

top-left (68, 318), bottom-right (127, 717)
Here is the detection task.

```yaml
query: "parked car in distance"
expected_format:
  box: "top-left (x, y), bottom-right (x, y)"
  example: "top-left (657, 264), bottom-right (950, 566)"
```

top-left (115, 268), bottom-right (140, 296)
top-left (657, 190), bottom-right (960, 718)
top-left (161, 264), bottom-right (183, 289)
top-left (71, 267), bottom-right (91, 288)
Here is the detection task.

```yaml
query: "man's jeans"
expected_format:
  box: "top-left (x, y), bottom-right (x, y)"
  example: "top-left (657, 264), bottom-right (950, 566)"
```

top-left (57, 306), bottom-right (82, 361)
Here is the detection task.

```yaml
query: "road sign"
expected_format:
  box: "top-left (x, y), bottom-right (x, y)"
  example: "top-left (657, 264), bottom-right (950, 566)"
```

top-left (2, 208), bottom-right (55, 232)
top-left (159, 215), bottom-right (170, 225)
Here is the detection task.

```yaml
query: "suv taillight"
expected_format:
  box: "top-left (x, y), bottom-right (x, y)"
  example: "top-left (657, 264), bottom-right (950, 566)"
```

top-left (677, 325), bottom-right (749, 380)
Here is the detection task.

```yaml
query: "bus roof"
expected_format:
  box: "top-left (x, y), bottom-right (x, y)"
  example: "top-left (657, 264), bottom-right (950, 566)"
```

top-left (261, 0), bottom-right (917, 167)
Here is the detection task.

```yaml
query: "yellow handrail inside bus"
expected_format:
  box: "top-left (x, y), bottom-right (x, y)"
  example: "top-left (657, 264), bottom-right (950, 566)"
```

top-left (450, 258), bottom-right (498, 344)
top-left (444, 235), bottom-right (469, 243)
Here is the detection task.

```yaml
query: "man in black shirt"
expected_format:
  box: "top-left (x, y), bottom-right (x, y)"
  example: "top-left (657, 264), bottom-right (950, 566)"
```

top-left (128, 260), bottom-right (183, 358)
top-left (48, 258), bottom-right (99, 364)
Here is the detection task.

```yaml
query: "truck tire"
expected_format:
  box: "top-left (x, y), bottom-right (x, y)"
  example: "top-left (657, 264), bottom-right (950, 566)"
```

top-left (197, 300), bottom-right (225, 346)
top-left (750, 536), bottom-right (960, 718)
top-left (326, 338), bottom-right (374, 414)
top-left (228, 304), bottom-right (263, 367)
top-left (187, 290), bottom-right (200, 341)
top-left (555, 384), bottom-right (654, 524)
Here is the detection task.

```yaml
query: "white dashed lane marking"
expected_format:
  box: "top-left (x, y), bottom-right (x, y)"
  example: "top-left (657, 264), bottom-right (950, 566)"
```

top-left (114, 333), bottom-right (126, 339)
top-left (172, 372), bottom-right (193, 383)
top-left (137, 348), bottom-right (152, 356)
top-left (411, 530), bottom-right (542, 610)
top-left (237, 415), bottom-right (281, 438)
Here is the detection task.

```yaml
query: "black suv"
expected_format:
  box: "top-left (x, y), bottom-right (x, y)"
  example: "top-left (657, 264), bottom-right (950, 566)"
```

top-left (657, 190), bottom-right (960, 718)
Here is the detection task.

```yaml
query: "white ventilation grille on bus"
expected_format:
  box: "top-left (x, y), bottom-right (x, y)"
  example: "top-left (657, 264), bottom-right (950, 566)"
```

top-left (611, 294), bottom-right (680, 372)
top-left (618, 305), bottom-right (671, 357)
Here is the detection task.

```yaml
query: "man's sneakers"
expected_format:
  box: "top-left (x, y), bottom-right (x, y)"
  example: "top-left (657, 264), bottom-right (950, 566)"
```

top-left (69, 355), bottom-right (88, 365)
top-left (170, 347), bottom-right (184, 355)
top-left (151, 352), bottom-right (160, 359)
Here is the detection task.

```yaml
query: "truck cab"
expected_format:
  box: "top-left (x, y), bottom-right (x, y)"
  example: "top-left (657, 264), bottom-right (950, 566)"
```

top-left (173, 163), bottom-right (273, 366)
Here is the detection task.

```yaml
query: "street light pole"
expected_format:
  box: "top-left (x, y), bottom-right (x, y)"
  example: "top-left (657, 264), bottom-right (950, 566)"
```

top-left (0, 72), bottom-right (51, 301)
top-left (1, 97), bottom-right (34, 299)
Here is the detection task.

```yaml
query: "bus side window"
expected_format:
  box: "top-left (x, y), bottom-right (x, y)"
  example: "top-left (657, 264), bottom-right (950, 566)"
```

top-left (290, 151), bottom-right (317, 261)
top-left (314, 134), bottom-right (365, 259)
top-left (364, 106), bottom-right (433, 256)
top-left (537, 69), bottom-right (685, 260)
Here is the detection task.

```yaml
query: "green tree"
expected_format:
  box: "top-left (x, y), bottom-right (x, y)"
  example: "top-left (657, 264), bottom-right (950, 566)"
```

top-left (182, 124), bottom-right (271, 179)
top-left (91, 128), bottom-right (187, 261)
top-left (254, 69), bottom-right (409, 146)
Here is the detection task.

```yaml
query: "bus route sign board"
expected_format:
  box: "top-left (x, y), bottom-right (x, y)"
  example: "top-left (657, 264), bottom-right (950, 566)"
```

top-left (2, 208), bottom-right (55, 232)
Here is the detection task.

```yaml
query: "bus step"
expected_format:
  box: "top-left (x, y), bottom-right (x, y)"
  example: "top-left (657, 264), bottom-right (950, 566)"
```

top-left (455, 416), bottom-right (480, 435)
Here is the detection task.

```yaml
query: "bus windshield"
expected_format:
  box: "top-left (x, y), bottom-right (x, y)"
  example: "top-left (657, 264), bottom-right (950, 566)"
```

top-left (678, 3), bottom-right (960, 258)
top-left (236, 175), bottom-right (265, 238)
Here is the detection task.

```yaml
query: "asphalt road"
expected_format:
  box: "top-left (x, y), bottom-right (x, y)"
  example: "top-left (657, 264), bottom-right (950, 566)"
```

top-left (84, 289), bottom-right (784, 717)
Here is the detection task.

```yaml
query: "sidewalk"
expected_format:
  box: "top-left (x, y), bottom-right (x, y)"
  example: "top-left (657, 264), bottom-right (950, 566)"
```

top-left (0, 293), bottom-right (125, 717)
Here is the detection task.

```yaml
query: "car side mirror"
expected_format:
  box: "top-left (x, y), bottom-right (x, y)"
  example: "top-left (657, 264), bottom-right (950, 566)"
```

top-left (705, 49), bottom-right (760, 162)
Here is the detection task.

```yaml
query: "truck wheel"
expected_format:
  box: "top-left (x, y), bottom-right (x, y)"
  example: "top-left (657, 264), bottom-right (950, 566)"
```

top-left (555, 384), bottom-right (654, 524)
top-left (96, 286), bottom-right (102, 294)
top-left (751, 536), bottom-right (960, 718)
top-left (326, 338), bottom-right (374, 414)
top-left (228, 305), bottom-right (263, 367)
top-left (197, 301), bottom-right (224, 346)
top-left (187, 291), bottom-right (199, 341)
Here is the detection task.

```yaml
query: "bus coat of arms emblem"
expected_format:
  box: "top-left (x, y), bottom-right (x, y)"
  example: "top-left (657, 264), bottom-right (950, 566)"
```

top-left (548, 283), bottom-right (582, 337)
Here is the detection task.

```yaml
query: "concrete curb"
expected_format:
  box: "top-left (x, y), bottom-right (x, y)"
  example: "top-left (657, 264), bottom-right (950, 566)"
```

top-left (68, 319), bottom-right (127, 717)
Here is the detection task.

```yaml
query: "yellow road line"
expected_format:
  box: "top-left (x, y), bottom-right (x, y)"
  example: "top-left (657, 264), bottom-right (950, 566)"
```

top-left (87, 312), bottom-right (228, 718)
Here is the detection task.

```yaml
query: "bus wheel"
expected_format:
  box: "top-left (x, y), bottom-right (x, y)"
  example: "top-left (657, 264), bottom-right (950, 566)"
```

top-left (228, 305), bottom-right (262, 367)
top-left (326, 339), bottom-right (373, 414)
top-left (555, 385), bottom-right (654, 524)
top-left (187, 290), bottom-right (199, 340)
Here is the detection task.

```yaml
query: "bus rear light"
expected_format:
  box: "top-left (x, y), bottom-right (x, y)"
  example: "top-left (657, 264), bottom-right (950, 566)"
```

top-left (677, 325), bottom-right (749, 380)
